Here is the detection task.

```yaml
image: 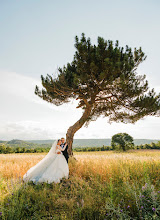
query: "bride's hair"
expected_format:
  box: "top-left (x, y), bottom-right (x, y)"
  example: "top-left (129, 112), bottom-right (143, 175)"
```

top-left (57, 139), bottom-right (61, 144)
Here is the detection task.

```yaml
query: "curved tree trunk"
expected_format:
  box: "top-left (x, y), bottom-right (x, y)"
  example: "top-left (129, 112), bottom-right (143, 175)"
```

top-left (66, 105), bottom-right (92, 156)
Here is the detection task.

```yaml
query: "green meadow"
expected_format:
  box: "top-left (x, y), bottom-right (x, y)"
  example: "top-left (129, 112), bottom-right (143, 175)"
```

top-left (0, 150), bottom-right (160, 219)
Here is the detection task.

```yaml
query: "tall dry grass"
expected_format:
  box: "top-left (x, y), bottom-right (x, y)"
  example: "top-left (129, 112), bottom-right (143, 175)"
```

top-left (0, 150), bottom-right (160, 182)
top-left (0, 150), bottom-right (160, 219)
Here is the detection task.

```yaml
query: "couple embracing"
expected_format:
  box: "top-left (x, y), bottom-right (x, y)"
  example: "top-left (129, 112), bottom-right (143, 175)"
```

top-left (23, 138), bottom-right (69, 184)
top-left (57, 137), bottom-right (69, 163)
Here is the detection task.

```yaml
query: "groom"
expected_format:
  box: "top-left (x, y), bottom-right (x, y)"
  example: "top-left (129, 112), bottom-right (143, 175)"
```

top-left (60, 137), bottom-right (69, 163)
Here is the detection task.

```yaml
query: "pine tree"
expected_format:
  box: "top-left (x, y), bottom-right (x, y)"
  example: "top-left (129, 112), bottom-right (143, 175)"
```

top-left (35, 33), bottom-right (160, 155)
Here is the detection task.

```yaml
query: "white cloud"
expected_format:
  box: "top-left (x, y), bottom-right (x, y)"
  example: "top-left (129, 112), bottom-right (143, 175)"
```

top-left (0, 120), bottom-right (66, 140)
top-left (0, 70), bottom-right (39, 100)
top-left (74, 115), bottom-right (160, 139)
top-left (0, 70), bottom-right (79, 112)
top-left (0, 70), bottom-right (82, 140)
top-left (0, 70), bottom-right (160, 140)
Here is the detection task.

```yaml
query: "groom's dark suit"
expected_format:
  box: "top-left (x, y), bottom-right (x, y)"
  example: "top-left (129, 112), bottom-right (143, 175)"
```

top-left (61, 142), bottom-right (69, 163)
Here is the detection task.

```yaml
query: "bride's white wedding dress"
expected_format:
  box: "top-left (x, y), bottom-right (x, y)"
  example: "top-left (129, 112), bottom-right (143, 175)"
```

top-left (23, 140), bottom-right (69, 184)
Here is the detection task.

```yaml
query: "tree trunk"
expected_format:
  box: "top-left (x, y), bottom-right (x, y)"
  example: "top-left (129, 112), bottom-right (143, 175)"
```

top-left (66, 105), bottom-right (92, 156)
top-left (122, 144), bottom-right (126, 151)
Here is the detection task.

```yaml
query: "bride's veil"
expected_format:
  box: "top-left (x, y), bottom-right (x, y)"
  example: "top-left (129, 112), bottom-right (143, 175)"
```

top-left (45, 139), bottom-right (58, 158)
top-left (23, 139), bottom-right (58, 182)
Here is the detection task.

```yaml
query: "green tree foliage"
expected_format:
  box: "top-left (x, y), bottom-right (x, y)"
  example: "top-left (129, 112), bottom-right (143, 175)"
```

top-left (111, 133), bottom-right (134, 151)
top-left (0, 141), bottom-right (160, 154)
top-left (35, 33), bottom-right (160, 155)
top-left (5, 146), bottom-right (13, 153)
top-left (0, 143), bottom-right (50, 154)
top-left (0, 144), bottom-right (7, 153)
top-left (73, 145), bottom-right (112, 152)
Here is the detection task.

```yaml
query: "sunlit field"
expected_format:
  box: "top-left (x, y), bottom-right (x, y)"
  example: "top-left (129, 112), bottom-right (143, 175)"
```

top-left (0, 150), bottom-right (160, 219)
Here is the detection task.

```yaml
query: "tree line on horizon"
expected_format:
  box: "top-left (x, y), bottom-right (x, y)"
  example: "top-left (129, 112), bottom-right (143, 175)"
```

top-left (0, 133), bottom-right (160, 154)
top-left (0, 141), bottom-right (160, 154)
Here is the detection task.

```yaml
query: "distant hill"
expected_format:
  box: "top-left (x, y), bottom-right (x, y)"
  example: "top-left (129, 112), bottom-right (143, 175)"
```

top-left (7, 139), bottom-right (27, 145)
top-left (0, 138), bottom-right (159, 149)
top-left (0, 139), bottom-right (49, 149)
top-left (26, 138), bottom-right (160, 147)
top-left (27, 140), bottom-right (54, 144)
top-left (0, 140), bottom-right (6, 143)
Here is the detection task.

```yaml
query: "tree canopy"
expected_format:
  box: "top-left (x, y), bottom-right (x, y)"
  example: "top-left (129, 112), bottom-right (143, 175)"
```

top-left (111, 133), bottom-right (134, 151)
top-left (35, 33), bottom-right (160, 155)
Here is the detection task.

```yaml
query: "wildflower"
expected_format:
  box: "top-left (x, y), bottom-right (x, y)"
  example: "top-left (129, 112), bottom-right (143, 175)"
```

top-left (0, 212), bottom-right (2, 216)
top-left (158, 191), bottom-right (160, 193)
top-left (142, 183), bottom-right (147, 190)
top-left (142, 195), bottom-right (145, 198)
top-left (127, 205), bottom-right (130, 208)
top-left (141, 206), bottom-right (144, 209)
top-left (152, 207), bottom-right (156, 211)
top-left (120, 210), bottom-right (123, 212)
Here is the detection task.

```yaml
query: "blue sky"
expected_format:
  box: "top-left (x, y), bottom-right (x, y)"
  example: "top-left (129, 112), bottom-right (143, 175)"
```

top-left (0, 0), bottom-right (160, 140)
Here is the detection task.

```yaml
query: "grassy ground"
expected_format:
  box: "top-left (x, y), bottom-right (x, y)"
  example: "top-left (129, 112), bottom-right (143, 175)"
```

top-left (0, 150), bottom-right (160, 219)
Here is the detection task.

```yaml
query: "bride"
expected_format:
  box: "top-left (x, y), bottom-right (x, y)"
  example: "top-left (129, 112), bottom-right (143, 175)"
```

top-left (23, 139), bottom-right (69, 184)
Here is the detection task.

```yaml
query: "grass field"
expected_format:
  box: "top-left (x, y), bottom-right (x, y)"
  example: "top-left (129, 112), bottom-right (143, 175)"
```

top-left (0, 150), bottom-right (160, 219)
